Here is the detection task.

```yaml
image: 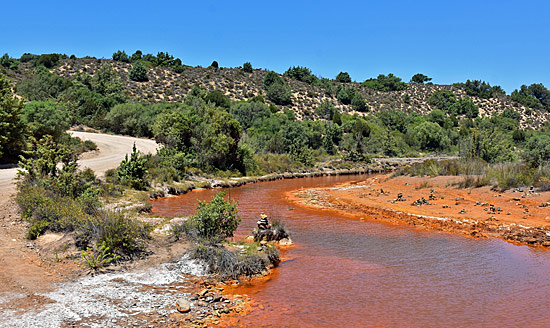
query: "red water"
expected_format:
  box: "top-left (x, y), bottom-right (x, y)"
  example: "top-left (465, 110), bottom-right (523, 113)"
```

top-left (152, 175), bottom-right (550, 327)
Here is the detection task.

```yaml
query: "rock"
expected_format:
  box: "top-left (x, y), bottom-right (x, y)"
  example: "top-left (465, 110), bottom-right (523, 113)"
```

top-left (176, 298), bottom-right (191, 313)
top-left (279, 238), bottom-right (293, 246)
top-left (259, 240), bottom-right (268, 246)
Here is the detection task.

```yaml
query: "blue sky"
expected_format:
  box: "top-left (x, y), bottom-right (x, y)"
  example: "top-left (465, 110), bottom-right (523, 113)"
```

top-left (1, 0), bottom-right (549, 93)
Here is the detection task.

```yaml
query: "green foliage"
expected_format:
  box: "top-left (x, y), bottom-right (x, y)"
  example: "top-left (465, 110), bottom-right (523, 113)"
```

top-left (20, 53), bottom-right (39, 63)
top-left (266, 81), bottom-right (292, 105)
top-left (37, 54), bottom-right (61, 68)
top-left (264, 71), bottom-right (284, 89)
top-left (81, 242), bottom-right (120, 271)
top-left (376, 110), bottom-right (411, 133)
top-left (409, 121), bottom-right (449, 151)
top-left (230, 101), bottom-right (271, 129)
top-left (130, 50), bottom-right (142, 62)
top-left (335, 72), bottom-right (351, 83)
top-left (91, 65), bottom-right (127, 103)
top-left (336, 86), bottom-right (356, 105)
top-left (523, 134), bottom-right (550, 167)
top-left (0, 53), bottom-right (19, 69)
top-left (205, 90), bottom-right (231, 108)
top-left (453, 97), bottom-right (479, 118)
top-left (191, 192), bottom-right (241, 241)
top-left (511, 83), bottom-right (550, 111)
top-left (410, 73), bottom-right (431, 84)
top-left (428, 89), bottom-right (456, 112)
top-left (129, 61), bottom-right (148, 82)
top-left (315, 99), bottom-right (336, 120)
top-left (0, 74), bottom-right (26, 162)
top-left (362, 73), bottom-right (407, 92)
top-left (263, 71), bottom-right (292, 105)
top-left (104, 102), bottom-right (165, 137)
top-left (284, 66), bottom-right (318, 85)
top-left (454, 80), bottom-right (504, 99)
top-left (242, 62), bottom-right (253, 73)
top-left (351, 93), bottom-right (367, 112)
top-left (112, 50), bottom-right (130, 63)
top-left (116, 143), bottom-right (147, 189)
top-left (22, 101), bottom-right (70, 141)
top-left (17, 67), bottom-right (73, 101)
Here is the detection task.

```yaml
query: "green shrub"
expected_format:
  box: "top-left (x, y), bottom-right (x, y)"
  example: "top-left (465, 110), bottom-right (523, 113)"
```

top-left (191, 192), bottom-right (241, 241)
top-left (284, 66), bottom-right (318, 84)
top-left (266, 82), bottom-right (292, 105)
top-left (362, 74), bottom-right (407, 92)
top-left (37, 54), bottom-right (61, 68)
top-left (410, 73), bottom-right (431, 84)
top-left (351, 93), bottom-right (367, 111)
top-left (242, 62), bottom-right (253, 73)
top-left (335, 72), bottom-right (351, 83)
top-left (205, 90), bottom-right (231, 108)
top-left (129, 61), bottom-right (149, 82)
top-left (0, 74), bottom-right (26, 162)
top-left (116, 143), bottom-right (148, 189)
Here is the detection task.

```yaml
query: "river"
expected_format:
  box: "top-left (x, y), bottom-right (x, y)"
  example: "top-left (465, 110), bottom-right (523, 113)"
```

top-left (152, 174), bottom-right (550, 327)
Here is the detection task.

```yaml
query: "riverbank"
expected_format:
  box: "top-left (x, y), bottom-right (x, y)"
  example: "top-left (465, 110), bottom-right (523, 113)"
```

top-left (290, 174), bottom-right (550, 247)
top-left (148, 155), bottom-right (449, 199)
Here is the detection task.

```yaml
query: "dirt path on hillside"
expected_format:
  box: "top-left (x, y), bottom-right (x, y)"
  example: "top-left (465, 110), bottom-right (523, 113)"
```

top-left (0, 132), bottom-right (158, 310)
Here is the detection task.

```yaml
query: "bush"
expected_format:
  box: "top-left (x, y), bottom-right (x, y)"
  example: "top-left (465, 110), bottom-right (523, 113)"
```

top-left (112, 50), bottom-right (130, 63)
top-left (266, 82), bottom-right (292, 105)
top-left (410, 73), bottom-right (431, 84)
top-left (284, 66), bottom-right (318, 84)
top-left (22, 101), bottom-right (71, 141)
top-left (205, 90), bottom-right (231, 108)
top-left (362, 73), bottom-right (407, 92)
top-left (129, 61), bottom-right (148, 82)
top-left (454, 80), bottom-right (504, 99)
top-left (523, 134), bottom-right (550, 167)
top-left (116, 143), bottom-right (148, 189)
top-left (242, 62), bottom-right (253, 73)
top-left (351, 93), bottom-right (367, 112)
top-left (37, 54), bottom-right (61, 68)
top-left (210, 60), bottom-right (219, 69)
top-left (409, 121), bottom-right (449, 151)
top-left (335, 72), bottom-right (351, 83)
top-left (511, 83), bottom-right (550, 111)
top-left (191, 192), bottom-right (241, 241)
top-left (0, 74), bottom-right (26, 162)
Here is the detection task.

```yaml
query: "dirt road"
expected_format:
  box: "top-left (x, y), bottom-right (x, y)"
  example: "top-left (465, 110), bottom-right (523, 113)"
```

top-left (0, 132), bottom-right (158, 303)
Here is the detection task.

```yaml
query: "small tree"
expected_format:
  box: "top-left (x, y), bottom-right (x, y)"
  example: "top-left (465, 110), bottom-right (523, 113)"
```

top-left (336, 72), bottom-right (351, 83)
top-left (242, 62), bottom-right (253, 73)
top-left (112, 50), bottom-right (130, 63)
top-left (210, 60), bottom-right (219, 69)
top-left (351, 93), bottom-right (367, 112)
top-left (410, 73), bottom-right (431, 84)
top-left (129, 61), bottom-right (148, 82)
top-left (116, 143), bottom-right (147, 189)
top-left (192, 192), bottom-right (241, 241)
top-left (0, 74), bottom-right (26, 162)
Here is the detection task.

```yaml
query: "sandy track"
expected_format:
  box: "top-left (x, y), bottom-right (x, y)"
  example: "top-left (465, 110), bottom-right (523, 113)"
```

top-left (0, 132), bottom-right (158, 301)
top-left (0, 131), bottom-right (158, 200)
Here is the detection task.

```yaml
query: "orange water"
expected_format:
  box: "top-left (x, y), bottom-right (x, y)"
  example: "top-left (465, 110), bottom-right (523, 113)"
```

top-left (152, 175), bottom-right (550, 327)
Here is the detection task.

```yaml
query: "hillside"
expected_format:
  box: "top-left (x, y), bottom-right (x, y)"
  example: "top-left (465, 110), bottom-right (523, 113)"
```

top-left (5, 58), bottom-right (549, 129)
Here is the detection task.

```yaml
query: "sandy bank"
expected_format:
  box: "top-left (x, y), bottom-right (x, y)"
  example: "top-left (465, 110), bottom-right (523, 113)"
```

top-left (290, 174), bottom-right (550, 247)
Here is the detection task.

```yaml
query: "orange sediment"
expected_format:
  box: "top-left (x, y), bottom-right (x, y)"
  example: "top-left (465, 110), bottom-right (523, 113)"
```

top-left (289, 174), bottom-right (550, 247)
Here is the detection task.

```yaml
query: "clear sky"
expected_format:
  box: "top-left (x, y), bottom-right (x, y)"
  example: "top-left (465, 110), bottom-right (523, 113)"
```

top-left (1, 0), bottom-right (549, 93)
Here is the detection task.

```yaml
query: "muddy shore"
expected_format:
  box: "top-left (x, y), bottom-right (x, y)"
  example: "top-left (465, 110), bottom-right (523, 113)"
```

top-left (290, 174), bottom-right (550, 247)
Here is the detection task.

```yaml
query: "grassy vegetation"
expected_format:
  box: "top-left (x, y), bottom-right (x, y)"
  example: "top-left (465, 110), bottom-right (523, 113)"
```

top-left (396, 158), bottom-right (550, 191)
top-left (171, 192), bottom-right (280, 280)
top-left (15, 136), bottom-right (151, 270)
